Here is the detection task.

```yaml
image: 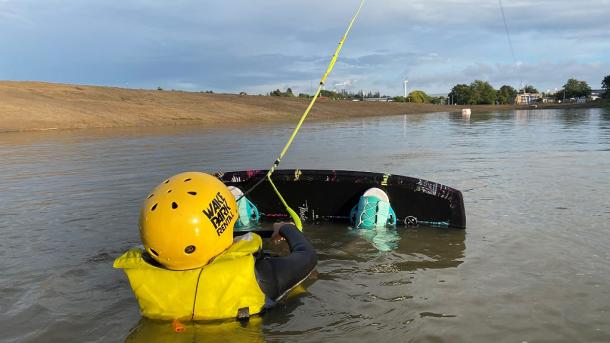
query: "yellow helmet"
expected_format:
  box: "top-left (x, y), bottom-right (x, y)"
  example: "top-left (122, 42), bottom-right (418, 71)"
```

top-left (139, 172), bottom-right (238, 270)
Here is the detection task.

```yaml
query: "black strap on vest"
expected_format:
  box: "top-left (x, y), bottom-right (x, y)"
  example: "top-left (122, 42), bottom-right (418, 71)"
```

top-left (190, 268), bottom-right (205, 320)
top-left (237, 307), bottom-right (250, 322)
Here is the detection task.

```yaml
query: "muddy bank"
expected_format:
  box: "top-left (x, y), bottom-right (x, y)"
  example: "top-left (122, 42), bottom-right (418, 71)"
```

top-left (0, 81), bottom-right (603, 132)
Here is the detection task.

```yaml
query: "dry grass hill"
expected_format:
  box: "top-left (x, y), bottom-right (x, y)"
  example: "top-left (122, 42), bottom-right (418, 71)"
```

top-left (0, 81), bottom-right (599, 132)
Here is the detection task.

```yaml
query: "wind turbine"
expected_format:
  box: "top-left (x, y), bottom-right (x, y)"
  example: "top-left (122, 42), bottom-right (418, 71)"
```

top-left (403, 80), bottom-right (409, 98)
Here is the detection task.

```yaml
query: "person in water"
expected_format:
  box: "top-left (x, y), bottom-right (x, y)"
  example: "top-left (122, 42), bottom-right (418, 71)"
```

top-left (114, 171), bottom-right (317, 321)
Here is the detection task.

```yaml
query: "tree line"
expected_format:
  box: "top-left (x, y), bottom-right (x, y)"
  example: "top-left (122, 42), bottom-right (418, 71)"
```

top-left (448, 76), bottom-right (610, 105)
top-left (392, 91), bottom-right (446, 104)
top-left (270, 88), bottom-right (388, 100)
top-left (267, 74), bottom-right (610, 104)
top-left (601, 74), bottom-right (610, 98)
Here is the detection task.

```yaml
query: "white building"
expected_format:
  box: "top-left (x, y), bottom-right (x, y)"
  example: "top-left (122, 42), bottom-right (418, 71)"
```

top-left (516, 93), bottom-right (541, 105)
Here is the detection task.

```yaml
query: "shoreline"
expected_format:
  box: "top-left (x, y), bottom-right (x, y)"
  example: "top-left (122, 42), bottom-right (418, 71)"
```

top-left (1, 81), bottom-right (605, 133)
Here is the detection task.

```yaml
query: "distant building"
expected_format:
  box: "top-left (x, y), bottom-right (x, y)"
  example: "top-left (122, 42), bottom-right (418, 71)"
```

top-left (590, 89), bottom-right (604, 101)
top-left (363, 97), bottom-right (394, 102)
top-left (541, 95), bottom-right (556, 103)
top-left (515, 93), bottom-right (542, 105)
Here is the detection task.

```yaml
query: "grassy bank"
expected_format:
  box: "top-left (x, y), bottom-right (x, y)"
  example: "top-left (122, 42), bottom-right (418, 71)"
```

top-left (0, 81), bottom-right (604, 132)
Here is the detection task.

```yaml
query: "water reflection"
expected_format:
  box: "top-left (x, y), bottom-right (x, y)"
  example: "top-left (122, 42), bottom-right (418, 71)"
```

top-left (350, 227), bottom-right (400, 252)
top-left (308, 224), bottom-right (465, 271)
top-left (598, 110), bottom-right (610, 146)
top-left (395, 227), bottom-right (466, 270)
top-left (125, 317), bottom-right (265, 343)
top-left (449, 111), bottom-right (497, 124)
top-left (560, 110), bottom-right (590, 127)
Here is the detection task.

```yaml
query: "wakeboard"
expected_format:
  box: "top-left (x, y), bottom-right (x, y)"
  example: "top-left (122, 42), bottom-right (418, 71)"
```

top-left (215, 169), bottom-right (466, 229)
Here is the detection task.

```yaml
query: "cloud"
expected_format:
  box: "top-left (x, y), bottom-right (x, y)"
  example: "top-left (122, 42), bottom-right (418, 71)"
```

top-left (1, 0), bottom-right (609, 95)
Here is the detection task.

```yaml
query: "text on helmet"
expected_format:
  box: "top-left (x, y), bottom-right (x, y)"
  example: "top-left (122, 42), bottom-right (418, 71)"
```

top-left (203, 192), bottom-right (234, 236)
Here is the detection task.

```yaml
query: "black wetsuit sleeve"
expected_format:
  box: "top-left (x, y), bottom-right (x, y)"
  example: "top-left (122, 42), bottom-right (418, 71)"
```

top-left (255, 224), bottom-right (317, 301)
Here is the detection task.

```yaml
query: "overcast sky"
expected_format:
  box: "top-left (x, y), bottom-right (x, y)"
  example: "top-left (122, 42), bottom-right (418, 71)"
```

top-left (1, 0), bottom-right (609, 95)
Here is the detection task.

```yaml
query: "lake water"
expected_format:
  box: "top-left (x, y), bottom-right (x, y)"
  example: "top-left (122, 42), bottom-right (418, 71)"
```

top-left (1, 108), bottom-right (609, 342)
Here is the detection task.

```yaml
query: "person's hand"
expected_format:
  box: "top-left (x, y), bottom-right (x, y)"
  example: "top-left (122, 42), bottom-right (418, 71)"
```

top-left (271, 222), bottom-right (292, 243)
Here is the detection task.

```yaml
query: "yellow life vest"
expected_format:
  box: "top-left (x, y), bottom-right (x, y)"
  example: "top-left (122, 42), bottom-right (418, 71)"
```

top-left (113, 232), bottom-right (266, 321)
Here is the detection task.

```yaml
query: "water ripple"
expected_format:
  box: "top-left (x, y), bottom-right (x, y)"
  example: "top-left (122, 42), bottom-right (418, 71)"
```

top-left (1, 109), bottom-right (610, 342)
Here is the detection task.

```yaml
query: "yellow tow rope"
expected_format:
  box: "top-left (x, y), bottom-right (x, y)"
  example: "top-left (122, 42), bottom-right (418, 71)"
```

top-left (265, 0), bottom-right (365, 230)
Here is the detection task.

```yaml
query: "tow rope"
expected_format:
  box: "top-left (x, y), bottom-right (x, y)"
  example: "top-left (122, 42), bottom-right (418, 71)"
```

top-left (240, 0), bottom-right (365, 230)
